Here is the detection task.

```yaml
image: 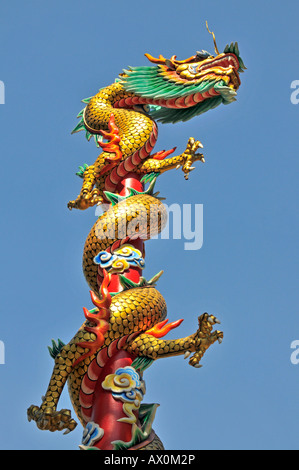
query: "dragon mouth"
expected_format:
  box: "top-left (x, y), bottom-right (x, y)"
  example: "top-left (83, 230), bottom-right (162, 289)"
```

top-left (198, 53), bottom-right (241, 88)
top-left (199, 53), bottom-right (239, 71)
top-left (181, 52), bottom-right (241, 93)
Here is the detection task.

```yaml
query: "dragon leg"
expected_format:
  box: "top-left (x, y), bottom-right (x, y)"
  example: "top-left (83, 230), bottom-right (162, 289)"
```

top-left (125, 313), bottom-right (223, 368)
top-left (69, 83), bottom-right (159, 210)
top-left (136, 137), bottom-right (205, 180)
top-left (27, 350), bottom-right (77, 433)
top-left (27, 324), bottom-right (96, 433)
top-left (67, 161), bottom-right (105, 210)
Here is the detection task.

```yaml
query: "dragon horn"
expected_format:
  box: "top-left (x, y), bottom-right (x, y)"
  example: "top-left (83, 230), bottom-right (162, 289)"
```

top-left (206, 21), bottom-right (220, 55)
top-left (144, 53), bottom-right (167, 65)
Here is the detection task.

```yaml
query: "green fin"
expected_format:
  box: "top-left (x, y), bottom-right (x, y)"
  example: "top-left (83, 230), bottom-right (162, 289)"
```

top-left (94, 134), bottom-right (103, 147)
top-left (48, 339), bottom-right (65, 359)
top-left (119, 275), bottom-right (139, 290)
top-left (103, 191), bottom-right (126, 206)
top-left (85, 131), bottom-right (93, 141)
top-left (132, 356), bottom-right (154, 372)
top-left (71, 118), bottom-right (86, 134)
top-left (104, 176), bottom-right (164, 208)
top-left (76, 164), bottom-right (88, 178)
top-left (147, 270), bottom-right (163, 285)
top-left (76, 108), bottom-right (85, 118)
top-left (118, 270), bottom-right (163, 292)
top-left (81, 96), bottom-right (93, 104)
top-left (112, 404), bottom-right (159, 450)
top-left (141, 172), bottom-right (159, 184)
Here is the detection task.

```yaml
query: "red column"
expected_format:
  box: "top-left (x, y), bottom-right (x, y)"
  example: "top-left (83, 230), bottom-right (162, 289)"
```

top-left (90, 350), bottom-right (137, 449)
top-left (106, 173), bottom-right (144, 293)
top-left (90, 173), bottom-right (144, 449)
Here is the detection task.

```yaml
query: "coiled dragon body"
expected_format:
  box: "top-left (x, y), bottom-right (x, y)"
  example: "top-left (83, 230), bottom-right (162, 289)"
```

top-left (28, 36), bottom-right (244, 450)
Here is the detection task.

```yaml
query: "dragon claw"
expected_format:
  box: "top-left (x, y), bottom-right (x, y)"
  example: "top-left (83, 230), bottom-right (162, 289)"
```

top-left (181, 137), bottom-right (205, 179)
top-left (184, 350), bottom-right (191, 359)
top-left (186, 312), bottom-right (223, 368)
top-left (27, 405), bottom-right (77, 434)
top-left (67, 190), bottom-right (103, 210)
top-left (193, 363), bottom-right (203, 369)
top-left (67, 200), bottom-right (75, 210)
top-left (207, 315), bottom-right (221, 325)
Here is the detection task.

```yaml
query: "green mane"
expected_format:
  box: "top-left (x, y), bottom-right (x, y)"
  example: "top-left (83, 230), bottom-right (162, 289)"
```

top-left (120, 65), bottom-right (237, 124)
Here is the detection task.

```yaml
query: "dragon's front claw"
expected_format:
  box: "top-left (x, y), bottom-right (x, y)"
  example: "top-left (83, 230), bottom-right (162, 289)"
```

top-left (187, 312), bottom-right (223, 368)
top-left (27, 405), bottom-right (77, 434)
top-left (181, 137), bottom-right (205, 180)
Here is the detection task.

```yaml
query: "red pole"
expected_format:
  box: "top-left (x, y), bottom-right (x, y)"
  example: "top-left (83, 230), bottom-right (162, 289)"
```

top-left (89, 172), bottom-right (145, 449)
top-left (105, 173), bottom-right (144, 293)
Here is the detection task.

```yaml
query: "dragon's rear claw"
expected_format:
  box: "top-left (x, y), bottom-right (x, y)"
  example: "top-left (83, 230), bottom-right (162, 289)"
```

top-left (27, 405), bottom-right (77, 433)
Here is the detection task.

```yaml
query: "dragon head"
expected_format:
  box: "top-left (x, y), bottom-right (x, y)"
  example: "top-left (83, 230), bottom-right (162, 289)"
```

top-left (120, 25), bottom-right (245, 124)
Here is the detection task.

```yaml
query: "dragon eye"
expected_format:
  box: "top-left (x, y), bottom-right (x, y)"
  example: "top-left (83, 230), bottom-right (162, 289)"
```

top-left (188, 64), bottom-right (198, 74)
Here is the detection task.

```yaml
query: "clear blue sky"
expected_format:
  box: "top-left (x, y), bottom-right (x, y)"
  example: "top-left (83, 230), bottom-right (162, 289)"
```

top-left (0, 0), bottom-right (298, 450)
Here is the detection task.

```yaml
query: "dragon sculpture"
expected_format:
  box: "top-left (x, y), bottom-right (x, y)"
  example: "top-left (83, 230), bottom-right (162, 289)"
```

top-left (28, 26), bottom-right (245, 450)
